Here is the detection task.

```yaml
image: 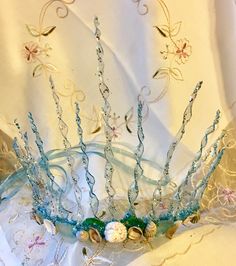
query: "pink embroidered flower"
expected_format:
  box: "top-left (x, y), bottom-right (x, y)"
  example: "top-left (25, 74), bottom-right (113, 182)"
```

top-left (221, 188), bottom-right (236, 204)
top-left (28, 235), bottom-right (45, 250)
top-left (175, 38), bottom-right (192, 64)
top-left (23, 42), bottom-right (40, 62)
top-left (111, 126), bottom-right (121, 139)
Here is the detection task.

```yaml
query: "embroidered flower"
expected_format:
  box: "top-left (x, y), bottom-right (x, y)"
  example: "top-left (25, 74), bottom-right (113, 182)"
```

top-left (23, 42), bottom-right (41, 62)
top-left (111, 126), bottom-right (121, 139)
top-left (28, 235), bottom-right (45, 250)
top-left (175, 38), bottom-right (192, 64)
top-left (219, 187), bottom-right (236, 205)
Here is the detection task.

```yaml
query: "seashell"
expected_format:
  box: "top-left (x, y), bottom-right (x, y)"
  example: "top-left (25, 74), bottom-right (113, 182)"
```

top-left (104, 222), bottom-right (127, 243)
top-left (165, 223), bottom-right (179, 239)
top-left (144, 221), bottom-right (157, 239)
top-left (183, 212), bottom-right (200, 225)
top-left (76, 230), bottom-right (89, 242)
top-left (189, 212), bottom-right (200, 224)
top-left (31, 212), bottom-right (43, 225)
top-left (43, 219), bottom-right (57, 235)
top-left (89, 228), bottom-right (102, 243)
top-left (128, 226), bottom-right (143, 241)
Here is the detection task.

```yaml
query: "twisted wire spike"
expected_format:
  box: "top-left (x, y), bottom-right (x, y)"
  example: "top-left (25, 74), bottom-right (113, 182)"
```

top-left (12, 128), bottom-right (41, 204)
top-left (185, 110), bottom-right (221, 182)
top-left (12, 137), bottom-right (23, 161)
top-left (75, 102), bottom-right (99, 217)
top-left (191, 148), bottom-right (225, 203)
top-left (172, 110), bottom-right (221, 214)
top-left (14, 120), bottom-right (31, 159)
top-left (27, 114), bottom-right (69, 216)
top-left (49, 76), bottom-right (84, 221)
top-left (94, 16), bottom-right (116, 217)
top-left (152, 81), bottom-right (203, 214)
top-left (14, 122), bottom-right (38, 182)
top-left (128, 100), bottom-right (144, 215)
top-left (28, 112), bottom-right (55, 186)
top-left (161, 81), bottom-right (203, 186)
top-left (201, 130), bottom-right (226, 164)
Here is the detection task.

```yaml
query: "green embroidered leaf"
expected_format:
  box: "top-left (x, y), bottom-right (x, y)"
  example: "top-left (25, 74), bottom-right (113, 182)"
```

top-left (170, 21), bottom-right (182, 37)
top-left (32, 64), bottom-right (43, 77)
top-left (42, 26), bottom-right (56, 36)
top-left (26, 24), bottom-right (41, 37)
top-left (153, 67), bottom-right (170, 79)
top-left (170, 68), bottom-right (183, 81)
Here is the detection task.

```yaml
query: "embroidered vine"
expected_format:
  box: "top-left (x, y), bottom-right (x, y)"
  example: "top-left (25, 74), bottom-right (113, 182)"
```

top-left (22, 0), bottom-right (92, 130)
top-left (153, 0), bottom-right (192, 99)
top-left (132, 0), bottom-right (149, 15)
top-left (23, 0), bottom-right (76, 77)
top-left (22, 0), bottom-right (192, 137)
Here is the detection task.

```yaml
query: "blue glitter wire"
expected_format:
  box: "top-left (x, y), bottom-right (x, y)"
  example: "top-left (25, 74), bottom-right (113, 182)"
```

top-left (28, 112), bottom-right (69, 217)
top-left (171, 110), bottom-right (222, 215)
top-left (0, 143), bottom-right (162, 205)
top-left (128, 100), bottom-right (144, 215)
top-left (49, 76), bottom-right (84, 221)
top-left (152, 81), bottom-right (203, 215)
top-left (94, 16), bottom-right (117, 217)
top-left (75, 102), bottom-right (99, 217)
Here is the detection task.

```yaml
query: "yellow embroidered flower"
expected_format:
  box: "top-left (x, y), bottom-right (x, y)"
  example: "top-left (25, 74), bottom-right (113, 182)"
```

top-left (23, 41), bottom-right (41, 62)
top-left (175, 38), bottom-right (192, 64)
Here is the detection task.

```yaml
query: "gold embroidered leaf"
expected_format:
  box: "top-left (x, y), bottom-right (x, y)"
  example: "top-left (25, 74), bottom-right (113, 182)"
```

top-left (170, 68), bottom-right (183, 81)
top-left (33, 64), bottom-right (43, 77)
top-left (170, 21), bottom-right (182, 37)
top-left (154, 25), bottom-right (169, 37)
top-left (42, 26), bottom-right (56, 36)
top-left (45, 63), bottom-right (58, 73)
top-left (91, 106), bottom-right (102, 134)
top-left (26, 24), bottom-right (41, 37)
top-left (91, 126), bottom-right (101, 134)
top-left (82, 247), bottom-right (87, 256)
top-left (124, 107), bottom-right (134, 134)
top-left (153, 67), bottom-right (170, 79)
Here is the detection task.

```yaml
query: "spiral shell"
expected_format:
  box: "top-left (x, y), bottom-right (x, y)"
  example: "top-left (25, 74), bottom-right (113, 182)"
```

top-left (104, 222), bottom-right (127, 243)
top-left (89, 228), bottom-right (102, 243)
top-left (144, 221), bottom-right (157, 239)
top-left (76, 230), bottom-right (89, 242)
top-left (128, 226), bottom-right (143, 241)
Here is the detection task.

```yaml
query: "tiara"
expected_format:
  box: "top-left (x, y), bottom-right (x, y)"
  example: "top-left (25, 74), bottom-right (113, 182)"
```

top-left (1, 17), bottom-right (225, 250)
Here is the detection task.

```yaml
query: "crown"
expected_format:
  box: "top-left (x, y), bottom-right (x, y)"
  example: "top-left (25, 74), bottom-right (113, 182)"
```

top-left (1, 17), bottom-right (225, 247)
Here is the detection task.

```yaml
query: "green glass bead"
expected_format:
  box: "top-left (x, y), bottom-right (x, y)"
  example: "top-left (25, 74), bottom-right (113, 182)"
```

top-left (81, 218), bottom-right (105, 235)
top-left (121, 215), bottom-right (146, 231)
